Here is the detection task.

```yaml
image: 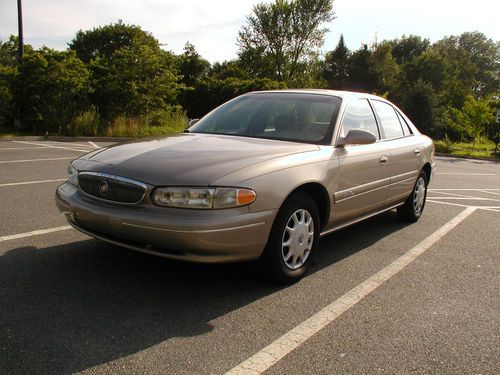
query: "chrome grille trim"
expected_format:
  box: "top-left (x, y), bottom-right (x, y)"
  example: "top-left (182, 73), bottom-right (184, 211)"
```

top-left (78, 171), bottom-right (148, 204)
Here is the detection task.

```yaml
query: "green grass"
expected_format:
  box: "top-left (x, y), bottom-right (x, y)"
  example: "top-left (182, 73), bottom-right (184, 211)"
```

top-left (0, 108), bottom-right (188, 138)
top-left (434, 139), bottom-right (499, 159)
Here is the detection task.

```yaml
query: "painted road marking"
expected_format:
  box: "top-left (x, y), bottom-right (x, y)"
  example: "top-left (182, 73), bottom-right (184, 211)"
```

top-left (0, 147), bottom-right (53, 151)
top-left (0, 157), bottom-right (75, 164)
top-left (427, 200), bottom-right (500, 210)
top-left (225, 207), bottom-right (477, 375)
top-left (478, 190), bottom-right (500, 196)
top-left (435, 173), bottom-right (495, 176)
top-left (0, 178), bottom-right (66, 187)
top-left (429, 189), bottom-right (500, 191)
top-left (43, 141), bottom-right (95, 148)
top-left (0, 225), bottom-right (72, 242)
top-left (428, 191), bottom-right (477, 198)
top-left (12, 140), bottom-right (90, 152)
top-left (426, 197), bottom-right (500, 202)
top-left (88, 141), bottom-right (99, 148)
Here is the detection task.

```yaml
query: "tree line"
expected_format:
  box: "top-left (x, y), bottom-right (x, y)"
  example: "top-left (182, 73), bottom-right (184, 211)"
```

top-left (0, 0), bottom-right (498, 144)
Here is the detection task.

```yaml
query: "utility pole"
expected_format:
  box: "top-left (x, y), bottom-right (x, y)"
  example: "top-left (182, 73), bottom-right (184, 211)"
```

top-left (17, 0), bottom-right (24, 62)
top-left (15, 0), bottom-right (23, 130)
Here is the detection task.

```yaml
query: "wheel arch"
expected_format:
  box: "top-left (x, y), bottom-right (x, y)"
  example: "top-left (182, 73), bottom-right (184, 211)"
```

top-left (422, 162), bottom-right (432, 183)
top-left (285, 182), bottom-right (330, 231)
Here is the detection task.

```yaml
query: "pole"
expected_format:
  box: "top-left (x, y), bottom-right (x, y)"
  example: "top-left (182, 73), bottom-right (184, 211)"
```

top-left (15, 0), bottom-right (24, 130)
top-left (17, 0), bottom-right (24, 62)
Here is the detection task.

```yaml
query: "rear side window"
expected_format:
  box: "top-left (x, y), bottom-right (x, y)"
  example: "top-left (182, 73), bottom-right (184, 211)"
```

top-left (340, 99), bottom-right (379, 139)
top-left (371, 100), bottom-right (404, 139)
top-left (395, 110), bottom-right (413, 136)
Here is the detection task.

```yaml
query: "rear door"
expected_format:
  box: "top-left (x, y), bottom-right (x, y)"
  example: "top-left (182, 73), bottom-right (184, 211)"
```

top-left (332, 99), bottom-right (391, 225)
top-left (370, 100), bottom-right (420, 204)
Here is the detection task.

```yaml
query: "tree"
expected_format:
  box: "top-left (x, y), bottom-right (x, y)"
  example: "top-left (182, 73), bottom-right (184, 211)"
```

top-left (237, 0), bottom-right (335, 84)
top-left (444, 95), bottom-right (495, 148)
top-left (176, 42), bottom-right (210, 87)
top-left (69, 20), bottom-right (159, 63)
top-left (369, 41), bottom-right (400, 95)
top-left (0, 36), bottom-right (35, 127)
top-left (460, 95), bottom-right (495, 149)
top-left (401, 79), bottom-right (437, 136)
top-left (390, 35), bottom-right (429, 65)
top-left (323, 34), bottom-right (350, 89)
top-left (91, 45), bottom-right (180, 121)
top-left (433, 36), bottom-right (478, 109)
top-left (457, 32), bottom-right (500, 97)
top-left (70, 22), bottom-right (182, 123)
top-left (13, 48), bottom-right (90, 133)
top-left (210, 60), bottom-right (249, 80)
top-left (344, 44), bottom-right (377, 92)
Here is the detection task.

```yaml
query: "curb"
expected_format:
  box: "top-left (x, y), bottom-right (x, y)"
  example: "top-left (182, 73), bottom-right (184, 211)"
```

top-left (435, 152), bottom-right (500, 163)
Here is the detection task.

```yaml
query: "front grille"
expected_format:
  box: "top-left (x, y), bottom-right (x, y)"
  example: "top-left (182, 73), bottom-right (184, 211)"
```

top-left (78, 172), bottom-right (147, 204)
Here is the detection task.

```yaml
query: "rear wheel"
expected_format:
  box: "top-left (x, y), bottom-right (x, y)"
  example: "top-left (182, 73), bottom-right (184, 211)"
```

top-left (397, 170), bottom-right (428, 222)
top-left (260, 192), bottom-right (320, 284)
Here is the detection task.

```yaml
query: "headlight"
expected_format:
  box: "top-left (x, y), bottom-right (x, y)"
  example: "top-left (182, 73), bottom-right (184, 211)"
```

top-left (67, 162), bottom-right (78, 186)
top-left (152, 187), bottom-right (256, 209)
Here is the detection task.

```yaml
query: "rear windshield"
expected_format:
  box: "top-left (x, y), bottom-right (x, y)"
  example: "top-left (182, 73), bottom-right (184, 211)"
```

top-left (189, 93), bottom-right (342, 145)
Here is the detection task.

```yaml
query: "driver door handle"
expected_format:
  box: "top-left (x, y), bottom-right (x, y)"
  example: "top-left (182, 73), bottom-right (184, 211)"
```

top-left (379, 156), bottom-right (388, 164)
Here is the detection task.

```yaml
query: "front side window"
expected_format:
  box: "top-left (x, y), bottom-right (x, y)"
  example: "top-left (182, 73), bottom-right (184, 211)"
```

top-left (340, 99), bottom-right (379, 139)
top-left (371, 100), bottom-right (404, 139)
top-left (189, 93), bottom-right (342, 145)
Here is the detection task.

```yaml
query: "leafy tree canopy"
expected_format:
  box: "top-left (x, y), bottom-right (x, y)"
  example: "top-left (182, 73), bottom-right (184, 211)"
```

top-left (69, 20), bottom-right (160, 63)
top-left (237, 0), bottom-right (334, 84)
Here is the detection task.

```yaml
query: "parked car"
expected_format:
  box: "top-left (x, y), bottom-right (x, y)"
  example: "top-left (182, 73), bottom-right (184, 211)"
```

top-left (56, 90), bottom-right (435, 283)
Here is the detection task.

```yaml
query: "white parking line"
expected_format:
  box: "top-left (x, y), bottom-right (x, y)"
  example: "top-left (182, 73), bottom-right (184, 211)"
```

top-left (478, 190), bottom-right (500, 196)
top-left (33, 140), bottom-right (95, 148)
top-left (0, 178), bottom-right (66, 187)
top-left (12, 140), bottom-right (91, 152)
top-left (0, 147), bottom-right (51, 151)
top-left (429, 189), bottom-right (500, 191)
top-left (225, 207), bottom-right (477, 375)
top-left (427, 200), bottom-right (500, 210)
top-left (435, 173), bottom-right (495, 176)
top-left (88, 141), bottom-right (99, 148)
top-left (0, 225), bottom-right (72, 242)
top-left (426, 197), bottom-right (500, 202)
top-left (0, 157), bottom-right (75, 164)
top-left (428, 191), bottom-right (476, 198)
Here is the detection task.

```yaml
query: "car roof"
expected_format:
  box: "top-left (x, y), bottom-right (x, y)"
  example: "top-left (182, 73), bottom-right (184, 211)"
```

top-left (246, 89), bottom-right (381, 101)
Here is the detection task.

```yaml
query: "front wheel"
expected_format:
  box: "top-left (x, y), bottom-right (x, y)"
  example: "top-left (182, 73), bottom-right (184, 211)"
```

top-left (259, 192), bottom-right (320, 284)
top-left (397, 170), bottom-right (428, 222)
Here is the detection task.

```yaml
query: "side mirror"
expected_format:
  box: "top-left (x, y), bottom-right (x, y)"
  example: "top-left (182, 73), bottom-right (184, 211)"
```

top-left (188, 118), bottom-right (200, 128)
top-left (338, 129), bottom-right (377, 147)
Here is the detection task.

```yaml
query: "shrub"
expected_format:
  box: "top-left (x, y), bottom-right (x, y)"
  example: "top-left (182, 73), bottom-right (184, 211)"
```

top-left (434, 134), bottom-right (453, 153)
top-left (69, 106), bottom-right (99, 136)
top-left (105, 115), bottom-right (140, 137)
top-left (105, 108), bottom-right (188, 137)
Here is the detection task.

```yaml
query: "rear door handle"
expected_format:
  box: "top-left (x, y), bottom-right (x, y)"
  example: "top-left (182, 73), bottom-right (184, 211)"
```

top-left (379, 156), bottom-right (388, 164)
top-left (414, 148), bottom-right (421, 155)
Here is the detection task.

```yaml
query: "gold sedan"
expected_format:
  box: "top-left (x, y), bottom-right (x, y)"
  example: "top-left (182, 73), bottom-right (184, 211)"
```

top-left (56, 90), bottom-right (435, 283)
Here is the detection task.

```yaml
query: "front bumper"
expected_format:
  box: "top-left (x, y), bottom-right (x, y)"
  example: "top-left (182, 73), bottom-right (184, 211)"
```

top-left (55, 183), bottom-right (277, 263)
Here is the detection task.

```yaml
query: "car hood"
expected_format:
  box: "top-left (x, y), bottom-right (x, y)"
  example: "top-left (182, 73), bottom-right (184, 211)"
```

top-left (77, 133), bottom-right (319, 186)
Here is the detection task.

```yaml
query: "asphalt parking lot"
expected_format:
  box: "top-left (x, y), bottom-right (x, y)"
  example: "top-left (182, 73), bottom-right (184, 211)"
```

top-left (0, 140), bottom-right (499, 374)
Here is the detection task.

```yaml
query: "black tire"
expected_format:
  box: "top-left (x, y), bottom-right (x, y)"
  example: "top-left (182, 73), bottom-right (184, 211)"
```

top-left (259, 192), bottom-right (320, 284)
top-left (397, 170), bottom-right (428, 222)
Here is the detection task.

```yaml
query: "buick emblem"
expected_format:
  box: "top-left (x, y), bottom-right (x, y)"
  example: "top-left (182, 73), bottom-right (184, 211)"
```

top-left (98, 181), bottom-right (109, 195)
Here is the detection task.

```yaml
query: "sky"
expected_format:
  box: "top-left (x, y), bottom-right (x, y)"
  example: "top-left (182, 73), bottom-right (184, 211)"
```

top-left (1, 0), bottom-right (499, 63)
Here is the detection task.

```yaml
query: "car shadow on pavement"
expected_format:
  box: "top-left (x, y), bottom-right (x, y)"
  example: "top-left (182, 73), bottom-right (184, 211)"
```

top-left (0, 211), bottom-right (408, 374)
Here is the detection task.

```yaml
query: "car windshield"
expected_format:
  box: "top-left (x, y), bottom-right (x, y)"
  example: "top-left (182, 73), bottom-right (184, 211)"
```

top-left (188, 92), bottom-right (342, 145)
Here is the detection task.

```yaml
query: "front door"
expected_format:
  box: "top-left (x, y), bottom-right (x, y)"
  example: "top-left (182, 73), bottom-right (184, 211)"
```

top-left (331, 99), bottom-right (391, 226)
